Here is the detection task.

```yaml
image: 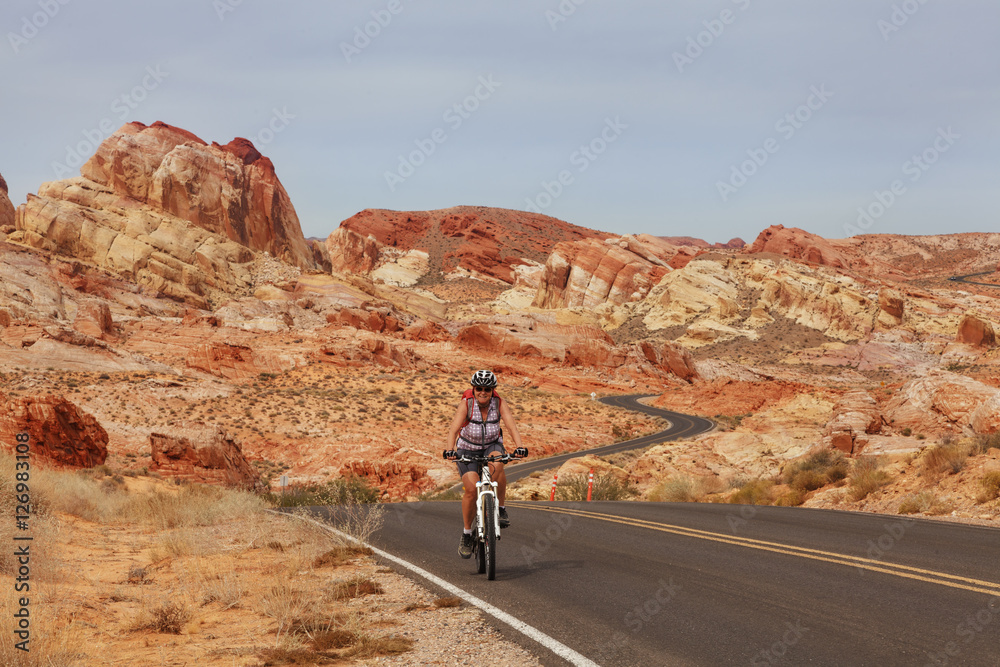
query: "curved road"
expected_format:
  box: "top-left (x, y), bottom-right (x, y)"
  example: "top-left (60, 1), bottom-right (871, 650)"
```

top-left (310, 396), bottom-right (1000, 665)
top-left (950, 271), bottom-right (1000, 288)
top-left (451, 394), bottom-right (715, 489)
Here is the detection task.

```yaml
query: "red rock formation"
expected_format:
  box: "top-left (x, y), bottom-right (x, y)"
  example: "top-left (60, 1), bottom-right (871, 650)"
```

top-left (748, 225), bottom-right (849, 269)
top-left (970, 394), bottom-right (1000, 435)
top-left (80, 121), bottom-right (315, 269)
top-left (878, 288), bottom-right (904, 323)
top-left (338, 444), bottom-right (428, 498)
top-left (824, 390), bottom-right (883, 456)
top-left (885, 372), bottom-right (998, 434)
top-left (0, 172), bottom-right (14, 231)
top-left (149, 423), bottom-right (261, 489)
top-left (659, 236), bottom-right (745, 249)
top-left (73, 301), bottom-right (115, 339)
top-left (956, 313), bottom-right (996, 348)
top-left (0, 392), bottom-right (108, 467)
top-left (314, 336), bottom-right (425, 370)
top-left (186, 342), bottom-right (294, 381)
top-left (402, 319), bottom-right (450, 342)
top-left (326, 307), bottom-right (403, 333)
top-left (533, 237), bottom-right (672, 309)
top-left (327, 206), bottom-right (611, 285)
top-left (635, 341), bottom-right (699, 382)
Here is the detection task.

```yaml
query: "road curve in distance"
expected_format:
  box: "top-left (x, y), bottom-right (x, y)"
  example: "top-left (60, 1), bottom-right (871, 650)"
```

top-left (499, 393), bottom-right (714, 485)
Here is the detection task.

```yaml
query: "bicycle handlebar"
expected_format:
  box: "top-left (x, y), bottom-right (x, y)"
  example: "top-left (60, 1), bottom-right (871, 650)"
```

top-left (443, 447), bottom-right (528, 463)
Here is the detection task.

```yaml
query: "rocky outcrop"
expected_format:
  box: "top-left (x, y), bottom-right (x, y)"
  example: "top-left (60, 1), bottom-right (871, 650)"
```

top-left (885, 371), bottom-right (999, 434)
top-left (149, 423), bottom-right (261, 489)
top-left (73, 300), bottom-right (115, 339)
top-left (877, 288), bottom-right (904, 327)
top-left (456, 318), bottom-right (697, 382)
top-left (823, 391), bottom-right (883, 456)
top-left (956, 313), bottom-right (996, 348)
top-left (0, 393), bottom-right (108, 467)
top-left (659, 236), bottom-right (745, 250)
top-left (326, 307), bottom-right (404, 333)
top-left (186, 342), bottom-right (294, 381)
top-left (0, 172), bottom-right (14, 231)
top-left (13, 177), bottom-right (256, 308)
top-left (748, 225), bottom-right (849, 269)
top-left (533, 236), bottom-right (673, 309)
top-left (80, 122), bottom-right (314, 269)
top-left (11, 122), bottom-right (319, 308)
top-left (970, 394), bottom-right (1000, 435)
top-left (327, 206), bottom-right (610, 287)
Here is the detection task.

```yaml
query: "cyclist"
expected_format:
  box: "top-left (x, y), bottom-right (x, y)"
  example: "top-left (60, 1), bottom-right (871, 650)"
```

top-left (446, 369), bottom-right (525, 558)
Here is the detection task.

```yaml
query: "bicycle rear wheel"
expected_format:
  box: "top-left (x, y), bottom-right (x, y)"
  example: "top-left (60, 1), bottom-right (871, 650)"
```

top-left (483, 494), bottom-right (497, 580)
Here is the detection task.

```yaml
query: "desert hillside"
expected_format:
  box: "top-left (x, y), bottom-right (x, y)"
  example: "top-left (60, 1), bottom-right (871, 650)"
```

top-left (1, 123), bottom-right (998, 527)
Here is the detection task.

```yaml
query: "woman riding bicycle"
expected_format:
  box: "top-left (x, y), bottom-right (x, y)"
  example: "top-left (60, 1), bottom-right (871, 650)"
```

top-left (446, 369), bottom-right (525, 559)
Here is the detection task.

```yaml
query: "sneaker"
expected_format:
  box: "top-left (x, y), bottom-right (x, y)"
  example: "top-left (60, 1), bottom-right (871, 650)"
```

top-left (458, 532), bottom-right (474, 559)
top-left (498, 507), bottom-right (510, 529)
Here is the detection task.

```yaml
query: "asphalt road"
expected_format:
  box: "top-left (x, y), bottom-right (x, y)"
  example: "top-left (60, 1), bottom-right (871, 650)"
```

top-left (450, 394), bottom-right (715, 488)
top-left (361, 501), bottom-right (1000, 666)
top-left (950, 271), bottom-right (1000, 288)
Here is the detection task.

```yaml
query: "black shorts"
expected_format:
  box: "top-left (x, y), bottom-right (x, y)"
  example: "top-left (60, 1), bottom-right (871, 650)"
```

top-left (456, 443), bottom-right (506, 477)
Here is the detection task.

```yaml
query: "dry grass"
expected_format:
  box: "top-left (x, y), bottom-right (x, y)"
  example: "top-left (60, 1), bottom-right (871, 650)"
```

top-left (647, 475), bottom-right (706, 503)
top-left (555, 472), bottom-right (636, 501)
top-left (330, 575), bottom-right (384, 600)
top-left (782, 449), bottom-right (849, 492)
top-left (433, 596), bottom-right (462, 608)
top-left (921, 443), bottom-right (970, 476)
top-left (728, 479), bottom-right (775, 505)
top-left (849, 457), bottom-right (892, 501)
top-left (898, 491), bottom-right (954, 515)
top-left (0, 452), bottom-right (412, 665)
top-left (977, 470), bottom-right (1000, 504)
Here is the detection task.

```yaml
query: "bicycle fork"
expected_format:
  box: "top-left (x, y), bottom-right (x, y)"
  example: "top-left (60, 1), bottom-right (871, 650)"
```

top-left (475, 479), bottom-right (500, 541)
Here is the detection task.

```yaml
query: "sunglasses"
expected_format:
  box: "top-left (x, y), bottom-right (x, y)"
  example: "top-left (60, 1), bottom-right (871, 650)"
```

top-left (473, 387), bottom-right (492, 392)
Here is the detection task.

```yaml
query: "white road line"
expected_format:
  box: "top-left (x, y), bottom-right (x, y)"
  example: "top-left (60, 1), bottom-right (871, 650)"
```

top-left (277, 510), bottom-right (601, 667)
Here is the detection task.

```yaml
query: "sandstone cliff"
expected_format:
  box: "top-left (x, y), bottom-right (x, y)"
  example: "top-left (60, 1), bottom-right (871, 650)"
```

top-left (81, 122), bottom-right (314, 268)
top-left (0, 392), bottom-right (108, 467)
top-left (10, 122), bottom-right (318, 308)
top-left (748, 224), bottom-right (851, 269)
top-left (0, 172), bottom-right (14, 231)
top-left (532, 236), bottom-right (674, 309)
top-left (326, 206), bottom-right (611, 289)
top-left (150, 423), bottom-right (261, 489)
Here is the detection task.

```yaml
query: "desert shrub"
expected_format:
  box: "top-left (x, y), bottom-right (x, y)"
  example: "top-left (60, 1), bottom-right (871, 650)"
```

top-left (330, 575), bottom-right (383, 600)
top-left (128, 600), bottom-right (192, 634)
top-left (921, 443), bottom-right (970, 475)
top-left (848, 457), bottom-right (891, 501)
top-left (555, 472), bottom-right (636, 501)
top-left (648, 475), bottom-right (704, 503)
top-left (782, 449), bottom-right (849, 492)
top-left (898, 491), bottom-right (953, 515)
top-left (265, 475), bottom-right (380, 507)
top-left (774, 489), bottom-right (806, 507)
top-left (971, 433), bottom-right (1000, 456)
top-left (977, 471), bottom-right (1000, 504)
top-left (728, 479), bottom-right (774, 506)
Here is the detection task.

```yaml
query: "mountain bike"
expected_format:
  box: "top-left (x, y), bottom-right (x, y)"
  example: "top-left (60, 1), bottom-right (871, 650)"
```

top-left (443, 447), bottom-right (528, 580)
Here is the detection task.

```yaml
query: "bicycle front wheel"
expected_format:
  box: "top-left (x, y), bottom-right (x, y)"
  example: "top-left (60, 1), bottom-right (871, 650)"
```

top-left (483, 494), bottom-right (497, 580)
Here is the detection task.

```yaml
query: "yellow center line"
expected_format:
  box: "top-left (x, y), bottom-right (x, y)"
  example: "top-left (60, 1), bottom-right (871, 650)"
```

top-left (509, 503), bottom-right (1000, 597)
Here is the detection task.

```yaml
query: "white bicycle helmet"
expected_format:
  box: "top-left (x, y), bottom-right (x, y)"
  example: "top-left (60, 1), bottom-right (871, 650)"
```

top-left (470, 369), bottom-right (497, 388)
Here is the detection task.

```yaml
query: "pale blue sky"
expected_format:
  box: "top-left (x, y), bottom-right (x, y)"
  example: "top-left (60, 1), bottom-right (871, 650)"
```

top-left (2, 0), bottom-right (997, 244)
